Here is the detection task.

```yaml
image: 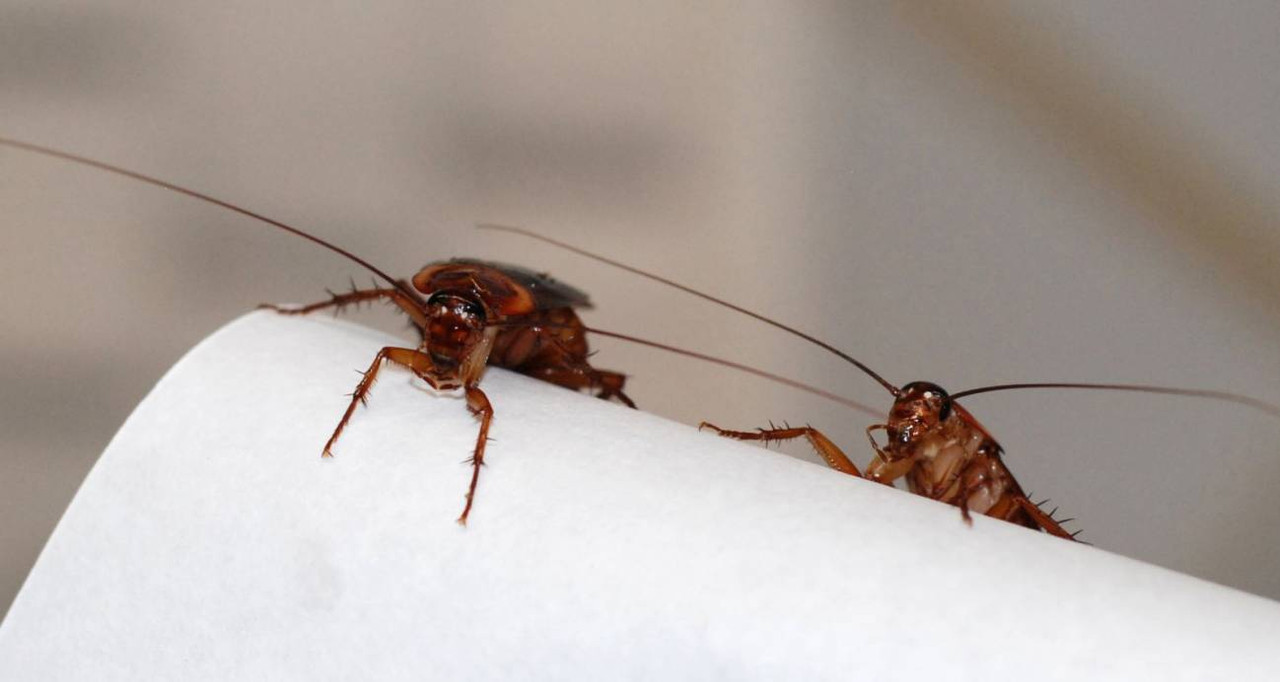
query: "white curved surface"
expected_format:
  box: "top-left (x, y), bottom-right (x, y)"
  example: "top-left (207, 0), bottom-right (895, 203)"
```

top-left (1, 311), bottom-right (1277, 680)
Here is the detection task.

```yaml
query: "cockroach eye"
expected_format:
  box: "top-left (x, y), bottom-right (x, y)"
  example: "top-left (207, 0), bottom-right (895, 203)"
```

top-left (426, 291), bottom-right (487, 323)
top-left (937, 397), bottom-right (952, 422)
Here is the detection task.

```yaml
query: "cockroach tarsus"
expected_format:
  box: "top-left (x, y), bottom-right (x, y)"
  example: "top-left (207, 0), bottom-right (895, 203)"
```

top-left (482, 223), bottom-right (1280, 541)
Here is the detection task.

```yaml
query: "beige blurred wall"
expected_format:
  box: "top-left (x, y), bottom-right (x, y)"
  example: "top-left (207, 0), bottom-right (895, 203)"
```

top-left (3, 1), bottom-right (1280, 619)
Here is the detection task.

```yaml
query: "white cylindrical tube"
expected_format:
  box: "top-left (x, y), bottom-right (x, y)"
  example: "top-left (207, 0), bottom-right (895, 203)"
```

top-left (1, 311), bottom-right (1277, 680)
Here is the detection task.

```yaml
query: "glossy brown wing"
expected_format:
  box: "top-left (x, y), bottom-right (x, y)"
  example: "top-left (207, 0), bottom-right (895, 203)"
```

top-left (455, 258), bottom-right (593, 309)
top-left (411, 258), bottom-right (592, 317)
top-left (949, 401), bottom-right (999, 446)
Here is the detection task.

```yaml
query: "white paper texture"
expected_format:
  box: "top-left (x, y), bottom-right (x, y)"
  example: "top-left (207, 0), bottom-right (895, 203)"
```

top-left (1, 311), bottom-right (1278, 680)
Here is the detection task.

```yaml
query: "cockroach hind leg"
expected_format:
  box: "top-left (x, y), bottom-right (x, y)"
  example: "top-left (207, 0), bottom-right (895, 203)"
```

top-left (1013, 495), bottom-right (1079, 541)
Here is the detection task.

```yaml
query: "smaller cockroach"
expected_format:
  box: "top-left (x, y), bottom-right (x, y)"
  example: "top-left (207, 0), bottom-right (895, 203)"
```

top-left (483, 224), bottom-right (1280, 539)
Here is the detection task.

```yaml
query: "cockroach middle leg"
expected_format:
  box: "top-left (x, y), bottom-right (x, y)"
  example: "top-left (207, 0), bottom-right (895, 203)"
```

top-left (522, 365), bottom-right (636, 408)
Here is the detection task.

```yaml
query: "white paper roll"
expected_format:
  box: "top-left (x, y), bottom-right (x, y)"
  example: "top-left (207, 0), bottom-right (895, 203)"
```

top-left (2, 311), bottom-right (1277, 680)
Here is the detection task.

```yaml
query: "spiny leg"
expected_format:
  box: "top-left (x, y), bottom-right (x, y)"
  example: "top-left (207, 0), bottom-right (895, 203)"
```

top-left (457, 385), bottom-right (494, 526)
top-left (699, 422), bottom-right (862, 477)
top-left (261, 285), bottom-right (428, 328)
top-left (1012, 495), bottom-right (1077, 540)
top-left (323, 346), bottom-right (432, 458)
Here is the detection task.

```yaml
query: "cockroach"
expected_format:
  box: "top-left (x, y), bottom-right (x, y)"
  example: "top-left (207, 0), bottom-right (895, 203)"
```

top-left (0, 138), bottom-right (646, 525)
top-left (481, 224), bottom-right (1280, 540)
top-left (0, 137), bottom-right (874, 526)
top-left (260, 258), bottom-right (641, 525)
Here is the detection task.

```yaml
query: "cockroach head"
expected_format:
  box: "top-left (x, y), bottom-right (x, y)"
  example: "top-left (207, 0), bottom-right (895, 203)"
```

top-left (424, 289), bottom-right (489, 367)
top-left (889, 382), bottom-right (954, 440)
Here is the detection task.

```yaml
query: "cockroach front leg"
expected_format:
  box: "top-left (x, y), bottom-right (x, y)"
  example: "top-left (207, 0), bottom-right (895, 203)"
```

top-left (699, 422), bottom-right (863, 477)
top-left (323, 346), bottom-right (433, 457)
top-left (458, 385), bottom-right (494, 526)
top-left (863, 424), bottom-right (914, 486)
top-left (261, 285), bottom-right (428, 328)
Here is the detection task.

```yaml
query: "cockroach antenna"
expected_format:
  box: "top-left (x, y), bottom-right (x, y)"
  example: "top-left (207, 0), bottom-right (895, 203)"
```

top-left (480, 221), bottom-right (1280, 539)
top-left (477, 223), bottom-right (901, 397)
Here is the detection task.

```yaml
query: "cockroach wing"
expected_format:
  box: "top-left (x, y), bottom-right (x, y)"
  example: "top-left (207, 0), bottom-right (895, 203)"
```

top-left (948, 401), bottom-right (1000, 447)
top-left (411, 258), bottom-right (592, 318)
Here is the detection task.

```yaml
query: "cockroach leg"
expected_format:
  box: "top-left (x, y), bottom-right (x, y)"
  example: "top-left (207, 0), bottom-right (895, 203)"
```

top-left (323, 346), bottom-right (433, 458)
top-left (1011, 496), bottom-right (1074, 540)
top-left (864, 424), bottom-right (889, 464)
top-left (698, 422), bottom-right (862, 477)
top-left (521, 365), bottom-right (636, 408)
top-left (861, 425), bottom-right (914, 486)
top-left (954, 484), bottom-right (975, 525)
top-left (588, 369), bottom-right (635, 408)
top-left (459, 385), bottom-right (494, 526)
top-left (261, 286), bottom-right (428, 328)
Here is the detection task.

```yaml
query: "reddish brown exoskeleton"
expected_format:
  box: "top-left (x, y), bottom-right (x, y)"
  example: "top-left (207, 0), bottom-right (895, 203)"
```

top-left (0, 138), bottom-right (634, 525)
top-left (262, 258), bottom-right (636, 524)
top-left (482, 224), bottom-right (1280, 540)
top-left (706, 381), bottom-right (1077, 538)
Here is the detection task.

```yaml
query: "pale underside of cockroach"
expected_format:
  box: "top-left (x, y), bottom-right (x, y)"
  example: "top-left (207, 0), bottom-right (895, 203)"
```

top-left (703, 382), bottom-right (1072, 539)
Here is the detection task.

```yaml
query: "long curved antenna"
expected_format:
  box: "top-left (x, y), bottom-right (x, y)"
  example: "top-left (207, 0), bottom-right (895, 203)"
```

top-left (952, 382), bottom-right (1280, 418)
top-left (585, 327), bottom-right (884, 418)
top-left (478, 223), bottom-right (900, 397)
top-left (487, 319), bottom-right (882, 417)
top-left (0, 137), bottom-right (421, 305)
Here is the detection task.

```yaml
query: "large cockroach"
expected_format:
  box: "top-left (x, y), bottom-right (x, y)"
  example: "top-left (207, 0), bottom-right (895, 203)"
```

top-left (482, 224), bottom-right (1280, 540)
top-left (0, 137), bottom-right (871, 526)
top-left (0, 138), bottom-right (643, 525)
top-left (260, 258), bottom-right (639, 524)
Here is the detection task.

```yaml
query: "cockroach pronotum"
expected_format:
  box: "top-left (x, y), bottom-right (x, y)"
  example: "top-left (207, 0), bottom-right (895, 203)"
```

top-left (482, 224), bottom-right (1280, 540)
top-left (0, 137), bottom-right (874, 526)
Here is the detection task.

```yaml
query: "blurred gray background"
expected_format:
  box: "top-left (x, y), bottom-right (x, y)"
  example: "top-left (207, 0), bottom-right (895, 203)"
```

top-left (2, 1), bottom-right (1280, 618)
